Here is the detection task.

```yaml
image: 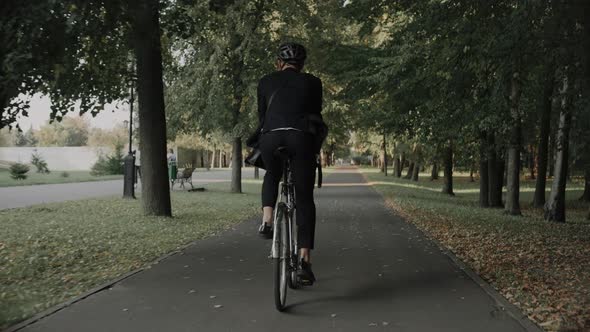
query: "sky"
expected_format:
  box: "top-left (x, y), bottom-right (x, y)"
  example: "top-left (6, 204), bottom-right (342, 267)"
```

top-left (16, 94), bottom-right (130, 130)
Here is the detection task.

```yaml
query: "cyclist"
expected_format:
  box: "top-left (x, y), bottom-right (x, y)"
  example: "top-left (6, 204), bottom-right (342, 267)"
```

top-left (256, 42), bottom-right (323, 285)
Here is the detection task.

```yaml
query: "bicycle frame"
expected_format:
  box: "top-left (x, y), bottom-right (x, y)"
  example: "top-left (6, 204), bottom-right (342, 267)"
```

top-left (271, 158), bottom-right (297, 259)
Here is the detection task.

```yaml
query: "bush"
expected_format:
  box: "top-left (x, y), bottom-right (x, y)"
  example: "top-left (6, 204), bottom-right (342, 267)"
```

top-left (91, 144), bottom-right (124, 176)
top-left (9, 163), bottom-right (30, 180)
top-left (31, 150), bottom-right (50, 173)
top-left (61, 171), bottom-right (70, 178)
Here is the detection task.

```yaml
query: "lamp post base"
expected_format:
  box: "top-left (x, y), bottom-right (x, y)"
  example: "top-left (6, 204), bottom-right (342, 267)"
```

top-left (123, 153), bottom-right (136, 199)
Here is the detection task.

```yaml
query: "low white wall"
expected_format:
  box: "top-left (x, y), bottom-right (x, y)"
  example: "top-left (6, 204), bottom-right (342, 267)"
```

top-left (0, 147), bottom-right (112, 171)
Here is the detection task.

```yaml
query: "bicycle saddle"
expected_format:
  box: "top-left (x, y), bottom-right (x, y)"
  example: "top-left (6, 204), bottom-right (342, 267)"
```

top-left (274, 146), bottom-right (292, 159)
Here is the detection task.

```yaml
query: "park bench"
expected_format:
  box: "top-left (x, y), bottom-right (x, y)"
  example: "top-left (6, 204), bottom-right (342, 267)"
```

top-left (171, 167), bottom-right (194, 189)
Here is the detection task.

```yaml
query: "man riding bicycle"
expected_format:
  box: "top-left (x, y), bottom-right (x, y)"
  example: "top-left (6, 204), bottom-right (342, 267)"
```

top-left (256, 42), bottom-right (324, 286)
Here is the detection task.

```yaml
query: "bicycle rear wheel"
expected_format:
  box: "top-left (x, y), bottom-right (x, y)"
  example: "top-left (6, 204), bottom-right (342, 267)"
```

top-left (288, 211), bottom-right (299, 289)
top-left (274, 203), bottom-right (288, 311)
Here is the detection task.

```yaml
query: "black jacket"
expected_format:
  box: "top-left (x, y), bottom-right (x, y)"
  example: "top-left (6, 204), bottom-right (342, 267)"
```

top-left (257, 67), bottom-right (323, 132)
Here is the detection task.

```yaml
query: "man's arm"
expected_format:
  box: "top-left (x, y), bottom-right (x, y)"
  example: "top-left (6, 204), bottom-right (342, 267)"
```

top-left (314, 77), bottom-right (323, 115)
top-left (257, 79), bottom-right (267, 126)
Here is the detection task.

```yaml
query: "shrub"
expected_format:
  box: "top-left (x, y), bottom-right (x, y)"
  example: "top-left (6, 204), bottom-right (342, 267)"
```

top-left (31, 150), bottom-right (50, 173)
top-left (9, 163), bottom-right (30, 180)
top-left (91, 144), bottom-right (124, 176)
top-left (61, 171), bottom-right (70, 178)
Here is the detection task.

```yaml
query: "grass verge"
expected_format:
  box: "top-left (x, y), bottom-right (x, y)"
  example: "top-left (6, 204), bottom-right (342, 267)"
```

top-left (362, 169), bottom-right (590, 332)
top-left (0, 182), bottom-right (260, 329)
top-left (0, 169), bottom-right (122, 187)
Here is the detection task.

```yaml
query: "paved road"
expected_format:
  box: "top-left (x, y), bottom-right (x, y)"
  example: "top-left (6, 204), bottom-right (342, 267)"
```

top-left (0, 169), bottom-right (262, 210)
top-left (16, 168), bottom-right (534, 332)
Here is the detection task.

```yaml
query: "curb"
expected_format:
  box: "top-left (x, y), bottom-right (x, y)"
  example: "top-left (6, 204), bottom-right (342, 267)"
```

top-left (360, 170), bottom-right (544, 332)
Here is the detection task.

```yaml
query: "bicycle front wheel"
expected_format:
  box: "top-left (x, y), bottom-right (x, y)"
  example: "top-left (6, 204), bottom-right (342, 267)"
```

top-left (274, 203), bottom-right (288, 311)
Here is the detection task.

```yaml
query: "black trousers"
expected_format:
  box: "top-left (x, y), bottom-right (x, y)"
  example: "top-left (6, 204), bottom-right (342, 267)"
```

top-left (259, 130), bottom-right (317, 250)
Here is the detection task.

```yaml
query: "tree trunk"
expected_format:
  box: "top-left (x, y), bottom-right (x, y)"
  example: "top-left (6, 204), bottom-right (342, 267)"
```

top-left (398, 153), bottom-right (405, 177)
top-left (431, 162), bottom-right (439, 180)
top-left (581, 168), bottom-right (590, 201)
top-left (545, 72), bottom-right (571, 223)
top-left (206, 150), bottom-right (211, 170)
top-left (497, 154), bottom-right (506, 202)
top-left (502, 152), bottom-right (508, 187)
top-left (393, 156), bottom-right (401, 178)
top-left (505, 72), bottom-right (522, 216)
top-left (442, 141), bottom-right (454, 196)
top-left (382, 132), bottom-right (388, 176)
top-left (533, 67), bottom-right (554, 207)
top-left (487, 133), bottom-right (502, 207)
top-left (131, 0), bottom-right (171, 216)
top-left (548, 133), bottom-right (555, 176)
top-left (528, 145), bottom-right (536, 180)
top-left (479, 132), bottom-right (489, 207)
top-left (405, 162), bottom-right (414, 179)
top-left (469, 163), bottom-right (475, 182)
top-left (231, 137), bottom-right (242, 193)
top-left (412, 162), bottom-right (419, 181)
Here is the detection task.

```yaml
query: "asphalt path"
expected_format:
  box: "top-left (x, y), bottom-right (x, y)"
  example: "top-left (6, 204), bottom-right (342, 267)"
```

top-left (0, 168), bottom-right (262, 210)
top-left (15, 168), bottom-right (535, 332)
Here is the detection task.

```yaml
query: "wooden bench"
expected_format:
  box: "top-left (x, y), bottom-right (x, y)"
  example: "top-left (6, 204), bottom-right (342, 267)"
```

top-left (172, 167), bottom-right (194, 189)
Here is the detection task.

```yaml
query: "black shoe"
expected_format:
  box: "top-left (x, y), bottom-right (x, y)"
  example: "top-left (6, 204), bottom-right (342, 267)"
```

top-left (298, 260), bottom-right (316, 286)
top-left (258, 222), bottom-right (272, 239)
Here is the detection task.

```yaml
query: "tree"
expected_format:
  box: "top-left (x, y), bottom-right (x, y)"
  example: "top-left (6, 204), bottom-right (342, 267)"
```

top-left (164, 0), bottom-right (272, 194)
top-left (36, 117), bottom-right (89, 146)
top-left (87, 125), bottom-right (127, 148)
top-left (130, 0), bottom-right (171, 215)
top-left (533, 63), bottom-right (555, 207)
top-left (0, 128), bottom-right (10, 146)
top-left (24, 126), bottom-right (38, 146)
top-left (2, 0), bottom-right (173, 215)
top-left (442, 141), bottom-right (455, 196)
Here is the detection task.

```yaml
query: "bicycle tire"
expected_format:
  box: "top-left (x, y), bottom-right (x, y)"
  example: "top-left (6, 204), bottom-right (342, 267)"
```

top-left (288, 211), bottom-right (299, 289)
top-left (274, 203), bottom-right (288, 311)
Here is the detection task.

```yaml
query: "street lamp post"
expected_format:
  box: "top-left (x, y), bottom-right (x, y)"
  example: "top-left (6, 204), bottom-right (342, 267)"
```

top-left (123, 82), bottom-right (136, 199)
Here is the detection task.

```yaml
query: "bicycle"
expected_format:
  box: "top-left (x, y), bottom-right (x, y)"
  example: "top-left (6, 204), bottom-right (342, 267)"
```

top-left (270, 147), bottom-right (300, 312)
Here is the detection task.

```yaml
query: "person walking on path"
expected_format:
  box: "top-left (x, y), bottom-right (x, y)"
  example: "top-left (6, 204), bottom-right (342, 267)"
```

top-left (255, 42), bottom-right (324, 285)
top-left (167, 148), bottom-right (177, 183)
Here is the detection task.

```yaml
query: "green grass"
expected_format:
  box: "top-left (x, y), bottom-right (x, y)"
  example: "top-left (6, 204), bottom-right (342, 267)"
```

top-left (363, 168), bottom-right (588, 223)
top-left (362, 170), bottom-right (590, 330)
top-left (0, 169), bottom-right (123, 187)
top-left (0, 182), bottom-right (261, 329)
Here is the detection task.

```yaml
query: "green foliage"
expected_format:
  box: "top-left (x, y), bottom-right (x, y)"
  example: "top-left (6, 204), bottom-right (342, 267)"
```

top-left (37, 117), bottom-right (90, 147)
top-left (30, 151), bottom-right (50, 174)
top-left (164, 0), bottom-right (272, 141)
top-left (0, 1), bottom-right (132, 130)
top-left (60, 171), bottom-right (70, 178)
top-left (90, 144), bottom-right (124, 176)
top-left (9, 163), bottom-right (29, 180)
top-left (87, 125), bottom-right (127, 148)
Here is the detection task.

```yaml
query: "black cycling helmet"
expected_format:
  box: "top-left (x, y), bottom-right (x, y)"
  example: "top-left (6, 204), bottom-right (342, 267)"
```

top-left (277, 42), bottom-right (307, 65)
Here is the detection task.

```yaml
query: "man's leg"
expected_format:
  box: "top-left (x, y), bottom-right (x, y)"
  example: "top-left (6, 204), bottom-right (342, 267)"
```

top-left (259, 132), bottom-right (283, 225)
top-left (288, 132), bottom-right (316, 262)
